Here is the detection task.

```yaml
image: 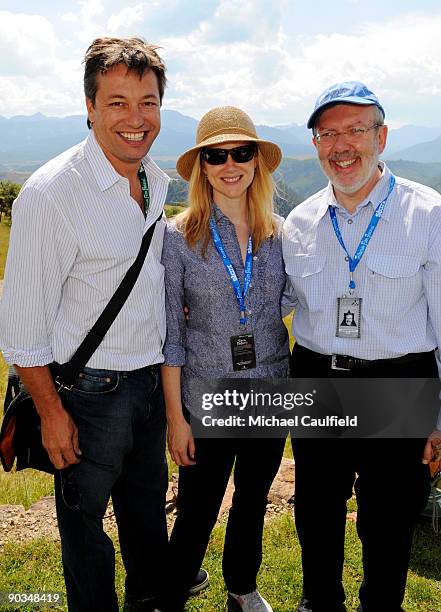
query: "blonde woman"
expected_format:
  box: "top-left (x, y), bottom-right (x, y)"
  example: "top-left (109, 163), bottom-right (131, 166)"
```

top-left (159, 107), bottom-right (289, 612)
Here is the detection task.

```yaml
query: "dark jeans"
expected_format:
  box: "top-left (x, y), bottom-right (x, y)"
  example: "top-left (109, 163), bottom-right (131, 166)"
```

top-left (290, 345), bottom-right (435, 612)
top-left (159, 436), bottom-right (285, 611)
top-left (53, 364), bottom-right (168, 612)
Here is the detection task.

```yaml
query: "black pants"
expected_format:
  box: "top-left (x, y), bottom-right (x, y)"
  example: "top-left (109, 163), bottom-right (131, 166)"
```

top-left (290, 345), bottom-right (436, 612)
top-left (159, 436), bottom-right (285, 611)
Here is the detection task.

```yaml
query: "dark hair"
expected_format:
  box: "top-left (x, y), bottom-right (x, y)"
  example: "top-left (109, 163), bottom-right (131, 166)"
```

top-left (84, 37), bottom-right (167, 129)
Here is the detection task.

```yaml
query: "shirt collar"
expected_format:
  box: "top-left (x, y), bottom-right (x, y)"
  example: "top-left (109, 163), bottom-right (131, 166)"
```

top-left (211, 203), bottom-right (231, 224)
top-left (316, 161), bottom-right (394, 223)
top-left (84, 131), bottom-right (169, 192)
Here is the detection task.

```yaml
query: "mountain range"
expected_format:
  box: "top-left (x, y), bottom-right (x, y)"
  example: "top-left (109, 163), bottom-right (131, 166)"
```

top-left (2, 111), bottom-right (441, 179)
top-left (1, 111), bottom-right (440, 210)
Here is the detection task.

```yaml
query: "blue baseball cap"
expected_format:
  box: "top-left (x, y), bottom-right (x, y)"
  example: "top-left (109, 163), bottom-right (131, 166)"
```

top-left (307, 81), bottom-right (385, 129)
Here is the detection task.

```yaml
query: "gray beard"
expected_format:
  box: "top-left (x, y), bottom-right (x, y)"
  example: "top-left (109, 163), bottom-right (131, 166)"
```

top-left (321, 148), bottom-right (380, 195)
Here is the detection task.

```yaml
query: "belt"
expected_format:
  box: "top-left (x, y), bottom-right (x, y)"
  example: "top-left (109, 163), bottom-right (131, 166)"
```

top-left (52, 362), bottom-right (160, 379)
top-left (294, 345), bottom-right (435, 372)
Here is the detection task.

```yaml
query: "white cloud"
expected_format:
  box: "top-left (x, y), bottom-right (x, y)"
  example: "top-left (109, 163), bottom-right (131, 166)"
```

top-left (276, 13), bottom-right (441, 124)
top-left (73, 0), bottom-right (106, 43)
top-left (159, 11), bottom-right (441, 126)
top-left (0, 11), bottom-right (60, 77)
top-left (2, 5), bottom-right (441, 127)
top-left (0, 71), bottom-right (84, 118)
top-left (196, 0), bottom-right (284, 44)
top-left (60, 12), bottom-right (79, 23)
top-left (0, 10), bottom-right (86, 118)
top-left (107, 4), bottom-right (146, 34)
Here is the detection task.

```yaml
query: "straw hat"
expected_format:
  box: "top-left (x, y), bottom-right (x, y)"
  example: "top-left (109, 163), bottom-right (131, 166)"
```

top-left (176, 106), bottom-right (282, 181)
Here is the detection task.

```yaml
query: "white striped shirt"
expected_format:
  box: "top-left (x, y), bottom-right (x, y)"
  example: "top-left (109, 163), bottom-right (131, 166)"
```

top-left (0, 132), bottom-right (169, 370)
top-left (282, 162), bottom-right (441, 376)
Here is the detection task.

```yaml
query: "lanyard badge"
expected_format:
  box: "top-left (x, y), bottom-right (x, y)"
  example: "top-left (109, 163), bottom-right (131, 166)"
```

top-left (329, 175), bottom-right (395, 339)
top-left (209, 216), bottom-right (256, 370)
top-left (137, 164), bottom-right (150, 217)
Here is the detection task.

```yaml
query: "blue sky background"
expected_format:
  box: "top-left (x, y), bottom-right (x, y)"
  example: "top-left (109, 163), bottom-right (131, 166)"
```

top-left (1, 0), bottom-right (441, 127)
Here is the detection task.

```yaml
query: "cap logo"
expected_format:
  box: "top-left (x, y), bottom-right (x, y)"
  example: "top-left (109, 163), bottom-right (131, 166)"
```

top-left (321, 85), bottom-right (372, 104)
top-left (322, 87), bottom-right (351, 103)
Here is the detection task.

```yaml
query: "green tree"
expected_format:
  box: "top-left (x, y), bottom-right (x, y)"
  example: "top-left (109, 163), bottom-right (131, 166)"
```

top-left (0, 180), bottom-right (21, 223)
top-left (274, 180), bottom-right (301, 217)
top-left (166, 177), bottom-right (188, 204)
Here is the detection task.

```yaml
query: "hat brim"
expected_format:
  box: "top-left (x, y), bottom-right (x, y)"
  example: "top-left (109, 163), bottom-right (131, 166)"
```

top-left (176, 133), bottom-right (282, 181)
top-left (307, 98), bottom-right (385, 129)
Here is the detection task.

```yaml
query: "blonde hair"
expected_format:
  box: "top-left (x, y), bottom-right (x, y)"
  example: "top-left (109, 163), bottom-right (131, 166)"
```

top-left (176, 149), bottom-right (277, 255)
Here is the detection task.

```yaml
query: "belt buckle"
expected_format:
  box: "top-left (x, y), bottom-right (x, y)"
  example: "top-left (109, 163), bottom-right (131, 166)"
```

top-left (331, 354), bottom-right (352, 371)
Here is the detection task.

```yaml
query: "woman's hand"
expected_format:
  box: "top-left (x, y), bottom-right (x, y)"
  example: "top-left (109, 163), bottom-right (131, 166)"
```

top-left (168, 418), bottom-right (196, 466)
top-left (161, 365), bottom-right (195, 465)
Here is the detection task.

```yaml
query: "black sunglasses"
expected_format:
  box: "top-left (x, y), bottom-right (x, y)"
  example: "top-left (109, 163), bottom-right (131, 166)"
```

top-left (201, 144), bottom-right (256, 165)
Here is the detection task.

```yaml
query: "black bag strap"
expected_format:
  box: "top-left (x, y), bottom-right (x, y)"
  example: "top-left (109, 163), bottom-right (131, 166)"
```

top-left (57, 212), bottom-right (163, 388)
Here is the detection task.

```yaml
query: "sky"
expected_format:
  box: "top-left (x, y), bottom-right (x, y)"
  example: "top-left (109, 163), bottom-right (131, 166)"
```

top-left (1, 1), bottom-right (441, 127)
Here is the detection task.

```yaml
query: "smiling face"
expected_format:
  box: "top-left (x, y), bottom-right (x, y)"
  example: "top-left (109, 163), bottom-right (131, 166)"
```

top-left (314, 104), bottom-right (388, 204)
top-left (86, 63), bottom-right (161, 177)
top-left (202, 141), bottom-right (257, 207)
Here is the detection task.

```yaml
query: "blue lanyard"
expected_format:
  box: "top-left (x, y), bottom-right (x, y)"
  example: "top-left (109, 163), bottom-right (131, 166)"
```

top-left (328, 175), bottom-right (395, 291)
top-left (209, 216), bottom-right (253, 325)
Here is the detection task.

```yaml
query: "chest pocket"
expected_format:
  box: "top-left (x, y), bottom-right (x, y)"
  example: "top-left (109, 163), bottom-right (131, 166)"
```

top-left (365, 254), bottom-right (420, 278)
top-left (365, 254), bottom-right (422, 313)
top-left (285, 255), bottom-right (326, 309)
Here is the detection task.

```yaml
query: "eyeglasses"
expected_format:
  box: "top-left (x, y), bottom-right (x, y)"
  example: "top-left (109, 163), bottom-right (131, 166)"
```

top-left (201, 144), bottom-right (256, 165)
top-left (314, 123), bottom-right (382, 146)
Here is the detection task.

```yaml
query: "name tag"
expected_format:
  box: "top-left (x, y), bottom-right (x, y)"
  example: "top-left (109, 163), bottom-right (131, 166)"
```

top-left (336, 297), bottom-right (362, 339)
top-left (230, 334), bottom-right (256, 371)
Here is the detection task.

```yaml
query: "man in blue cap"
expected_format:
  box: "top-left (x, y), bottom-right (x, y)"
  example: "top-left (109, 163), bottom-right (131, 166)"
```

top-left (283, 81), bottom-right (441, 611)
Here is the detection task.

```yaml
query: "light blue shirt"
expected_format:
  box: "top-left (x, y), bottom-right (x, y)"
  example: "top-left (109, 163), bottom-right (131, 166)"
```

top-left (282, 163), bottom-right (441, 429)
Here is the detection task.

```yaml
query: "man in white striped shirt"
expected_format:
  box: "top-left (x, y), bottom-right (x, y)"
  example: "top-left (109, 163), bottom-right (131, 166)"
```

top-left (0, 38), bottom-right (170, 612)
top-left (283, 82), bottom-right (441, 612)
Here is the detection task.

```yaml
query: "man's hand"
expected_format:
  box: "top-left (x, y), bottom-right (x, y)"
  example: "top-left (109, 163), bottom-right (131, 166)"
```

top-left (422, 429), bottom-right (441, 478)
top-left (40, 401), bottom-right (81, 470)
top-left (14, 364), bottom-right (81, 470)
top-left (167, 418), bottom-right (196, 467)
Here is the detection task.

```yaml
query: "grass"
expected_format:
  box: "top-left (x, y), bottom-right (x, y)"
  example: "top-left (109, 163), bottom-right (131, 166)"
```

top-left (0, 513), bottom-right (439, 611)
top-left (0, 220), bottom-right (11, 280)
top-left (0, 469), bottom-right (54, 509)
top-left (164, 203), bottom-right (187, 217)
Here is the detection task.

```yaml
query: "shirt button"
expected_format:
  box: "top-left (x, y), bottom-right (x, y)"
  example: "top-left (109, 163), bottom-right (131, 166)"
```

top-left (345, 256), bottom-right (349, 262)
top-left (248, 310), bottom-right (252, 315)
top-left (253, 256), bottom-right (258, 261)
top-left (347, 219), bottom-right (353, 224)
